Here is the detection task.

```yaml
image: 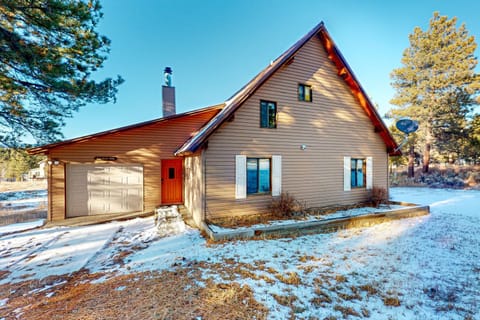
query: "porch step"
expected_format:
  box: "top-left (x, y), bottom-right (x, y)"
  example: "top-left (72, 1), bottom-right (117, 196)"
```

top-left (177, 205), bottom-right (196, 228)
top-left (155, 205), bottom-right (185, 237)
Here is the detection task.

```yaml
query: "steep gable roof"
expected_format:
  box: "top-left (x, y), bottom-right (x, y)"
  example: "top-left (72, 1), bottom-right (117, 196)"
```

top-left (27, 104), bottom-right (224, 154)
top-left (175, 22), bottom-right (400, 156)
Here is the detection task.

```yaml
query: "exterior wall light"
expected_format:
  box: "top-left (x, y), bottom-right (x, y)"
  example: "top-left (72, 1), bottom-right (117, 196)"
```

top-left (300, 144), bottom-right (307, 150)
top-left (47, 159), bottom-right (61, 166)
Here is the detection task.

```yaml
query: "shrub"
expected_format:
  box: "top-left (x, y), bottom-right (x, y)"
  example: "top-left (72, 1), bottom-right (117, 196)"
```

top-left (370, 186), bottom-right (388, 207)
top-left (270, 192), bottom-right (306, 218)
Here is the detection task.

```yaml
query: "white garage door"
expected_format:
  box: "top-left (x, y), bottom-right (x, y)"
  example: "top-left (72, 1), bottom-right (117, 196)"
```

top-left (66, 164), bottom-right (143, 217)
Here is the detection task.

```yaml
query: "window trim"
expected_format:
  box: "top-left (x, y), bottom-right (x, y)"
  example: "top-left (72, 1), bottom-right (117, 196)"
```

top-left (298, 83), bottom-right (312, 102)
top-left (246, 157), bottom-right (271, 195)
top-left (260, 100), bottom-right (277, 128)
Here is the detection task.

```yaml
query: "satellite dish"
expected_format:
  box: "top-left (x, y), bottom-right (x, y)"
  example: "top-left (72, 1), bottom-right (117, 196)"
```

top-left (396, 118), bottom-right (419, 134)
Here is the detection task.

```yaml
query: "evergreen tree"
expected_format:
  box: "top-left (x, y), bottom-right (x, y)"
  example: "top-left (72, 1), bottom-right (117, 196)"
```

top-left (390, 12), bottom-right (480, 172)
top-left (465, 114), bottom-right (480, 164)
top-left (0, 0), bottom-right (123, 147)
top-left (0, 148), bottom-right (44, 180)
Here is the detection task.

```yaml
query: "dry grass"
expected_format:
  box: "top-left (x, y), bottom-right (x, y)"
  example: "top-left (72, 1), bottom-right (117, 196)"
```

top-left (383, 296), bottom-right (401, 307)
top-left (272, 293), bottom-right (297, 307)
top-left (0, 180), bottom-right (47, 192)
top-left (274, 271), bottom-right (302, 285)
top-left (358, 283), bottom-right (379, 295)
top-left (311, 288), bottom-right (332, 305)
top-left (0, 268), bottom-right (268, 320)
top-left (333, 305), bottom-right (360, 317)
top-left (307, 202), bottom-right (375, 216)
top-left (207, 211), bottom-right (307, 229)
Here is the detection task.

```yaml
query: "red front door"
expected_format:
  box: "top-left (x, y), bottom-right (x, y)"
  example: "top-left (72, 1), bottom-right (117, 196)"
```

top-left (161, 159), bottom-right (183, 204)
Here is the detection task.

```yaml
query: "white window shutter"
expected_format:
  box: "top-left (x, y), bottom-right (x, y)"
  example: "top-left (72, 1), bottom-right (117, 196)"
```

top-left (272, 155), bottom-right (282, 196)
top-left (344, 156), bottom-right (351, 191)
top-left (235, 155), bottom-right (247, 199)
top-left (366, 157), bottom-right (373, 190)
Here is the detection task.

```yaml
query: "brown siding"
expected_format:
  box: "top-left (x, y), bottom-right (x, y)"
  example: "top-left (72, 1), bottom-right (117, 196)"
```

top-left (184, 152), bottom-right (204, 226)
top-left (204, 36), bottom-right (388, 219)
top-left (47, 110), bottom-right (216, 220)
top-left (50, 164), bottom-right (65, 221)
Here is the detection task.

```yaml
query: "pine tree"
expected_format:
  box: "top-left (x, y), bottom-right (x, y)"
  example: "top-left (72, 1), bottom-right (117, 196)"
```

top-left (390, 12), bottom-right (480, 172)
top-left (465, 114), bottom-right (480, 164)
top-left (0, 0), bottom-right (123, 147)
top-left (0, 148), bottom-right (43, 180)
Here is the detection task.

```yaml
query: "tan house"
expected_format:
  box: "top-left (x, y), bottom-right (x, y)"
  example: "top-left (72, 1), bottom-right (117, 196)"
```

top-left (28, 22), bottom-right (399, 227)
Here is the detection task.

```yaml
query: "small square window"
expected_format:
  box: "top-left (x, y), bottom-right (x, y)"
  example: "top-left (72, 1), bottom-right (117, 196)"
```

top-left (260, 100), bottom-right (277, 128)
top-left (168, 167), bottom-right (175, 179)
top-left (298, 84), bottom-right (312, 102)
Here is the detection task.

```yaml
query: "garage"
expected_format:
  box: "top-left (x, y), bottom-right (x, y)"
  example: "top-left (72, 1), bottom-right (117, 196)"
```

top-left (66, 164), bottom-right (144, 217)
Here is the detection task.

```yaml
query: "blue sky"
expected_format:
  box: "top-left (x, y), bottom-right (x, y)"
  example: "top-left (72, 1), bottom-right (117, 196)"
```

top-left (62, 0), bottom-right (480, 139)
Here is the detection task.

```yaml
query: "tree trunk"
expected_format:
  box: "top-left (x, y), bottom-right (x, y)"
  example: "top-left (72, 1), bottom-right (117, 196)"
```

top-left (423, 143), bottom-right (431, 173)
top-left (408, 145), bottom-right (415, 178)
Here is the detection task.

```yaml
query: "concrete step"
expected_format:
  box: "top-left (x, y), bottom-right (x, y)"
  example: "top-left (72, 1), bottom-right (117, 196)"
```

top-left (177, 205), bottom-right (196, 228)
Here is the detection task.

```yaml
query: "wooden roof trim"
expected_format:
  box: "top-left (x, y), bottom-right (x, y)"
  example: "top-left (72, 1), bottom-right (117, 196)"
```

top-left (176, 22), bottom-right (399, 156)
top-left (27, 104), bottom-right (224, 155)
top-left (317, 28), bottom-right (400, 156)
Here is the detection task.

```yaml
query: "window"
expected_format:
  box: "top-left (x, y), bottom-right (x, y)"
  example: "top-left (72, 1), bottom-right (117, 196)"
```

top-left (247, 158), bottom-right (271, 194)
top-left (351, 158), bottom-right (366, 188)
top-left (260, 100), bottom-right (277, 128)
top-left (168, 167), bottom-right (175, 179)
top-left (236, 155), bottom-right (281, 199)
top-left (298, 84), bottom-right (312, 102)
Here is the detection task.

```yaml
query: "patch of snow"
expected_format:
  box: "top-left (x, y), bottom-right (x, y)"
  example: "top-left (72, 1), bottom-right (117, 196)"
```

top-left (0, 298), bottom-right (8, 307)
top-left (0, 189), bottom-right (47, 202)
top-left (0, 188), bottom-right (478, 319)
top-left (1, 223), bottom-right (120, 284)
top-left (0, 219), bottom-right (45, 236)
top-left (155, 206), bottom-right (185, 237)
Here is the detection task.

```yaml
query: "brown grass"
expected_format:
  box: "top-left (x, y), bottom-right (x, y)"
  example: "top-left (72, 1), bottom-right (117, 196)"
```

top-left (0, 268), bottom-right (268, 320)
top-left (333, 305), bottom-right (360, 317)
top-left (0, 180), bottom-right (47, 192)
top-left (383, 296), bottom-right (401, 307)
top-left (312, 288), bottom-right (332, 305)
top-left (274, 271), bottom-right (302, 285)
top-left (272, 293), bottom-right (297, 307)
top-left (358, 283), bottom-right (379, 295)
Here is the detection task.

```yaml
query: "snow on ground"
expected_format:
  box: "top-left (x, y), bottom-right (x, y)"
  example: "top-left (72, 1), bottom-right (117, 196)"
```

top-left (0, 189), bottom-right (47, 211)
top-left (0, 219), bottom-right (44, 236)
top-left (0, 187), bottom-right (479, 319)
top-left (0, 189), bottom-right (47, 202)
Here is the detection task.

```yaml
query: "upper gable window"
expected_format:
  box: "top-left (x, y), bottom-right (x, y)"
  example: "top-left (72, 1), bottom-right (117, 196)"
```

top-left (260, 100), bottom-right (277, 128)
top-left (298, 84), bottom-right (312, 102)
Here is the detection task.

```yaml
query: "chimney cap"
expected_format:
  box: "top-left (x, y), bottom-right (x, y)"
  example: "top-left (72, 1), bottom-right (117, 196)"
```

top-left (164, 67), bottom-right (173, 87)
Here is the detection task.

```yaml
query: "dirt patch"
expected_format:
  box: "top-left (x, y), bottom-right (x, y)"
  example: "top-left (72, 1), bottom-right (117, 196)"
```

top-left (0, 268), bottom-right (267, 320)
